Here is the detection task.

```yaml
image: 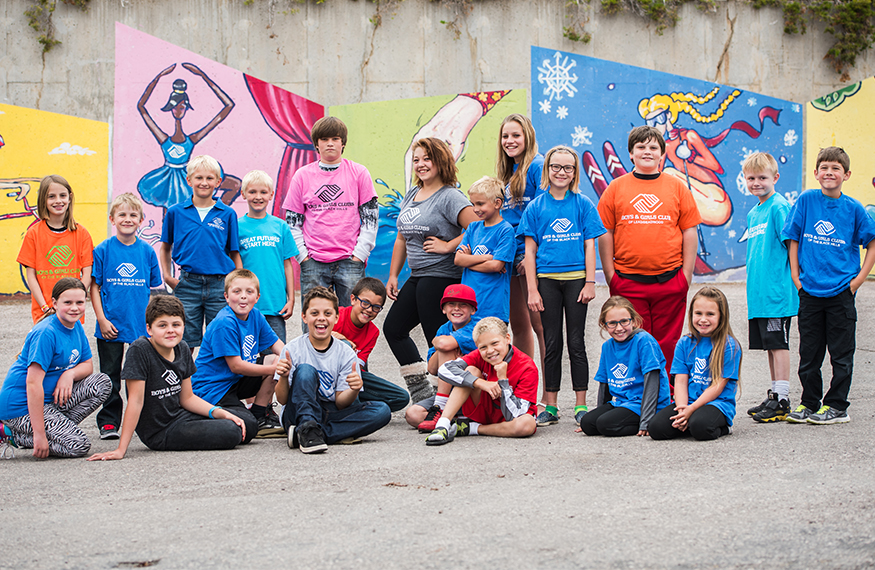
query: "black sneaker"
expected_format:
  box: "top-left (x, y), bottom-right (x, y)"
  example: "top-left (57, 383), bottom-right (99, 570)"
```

top-left (752, 392), bottom-right (789, 423)
top-left (256, 408), bottom-right (285, 439)
top-left (296, 421), bottom-right (328, 454)
top-left (99, 424), bottom-right (120, 440)
top-left (747, 390), bottom-right (772, 416)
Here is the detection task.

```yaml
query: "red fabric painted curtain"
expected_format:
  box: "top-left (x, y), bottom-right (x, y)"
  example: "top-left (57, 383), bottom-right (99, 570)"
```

top-left (244, 75), bottom-right (325, 217)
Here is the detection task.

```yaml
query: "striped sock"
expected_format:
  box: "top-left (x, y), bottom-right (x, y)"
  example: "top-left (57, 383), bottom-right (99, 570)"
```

top-left (434, 393), bottom-right (450, 410)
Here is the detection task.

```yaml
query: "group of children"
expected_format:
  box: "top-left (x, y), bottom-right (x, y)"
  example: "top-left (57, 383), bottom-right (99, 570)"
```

top-left (1, 112), bottom-right (872, 460)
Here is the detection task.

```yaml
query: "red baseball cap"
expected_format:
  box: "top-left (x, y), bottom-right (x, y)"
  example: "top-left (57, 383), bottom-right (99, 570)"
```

top-left (440, 284), bottom-right (477, 311)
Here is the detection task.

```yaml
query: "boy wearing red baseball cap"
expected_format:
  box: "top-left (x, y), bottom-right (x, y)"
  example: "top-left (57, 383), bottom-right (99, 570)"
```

top-left (405, 284), bottom-right (478, 432)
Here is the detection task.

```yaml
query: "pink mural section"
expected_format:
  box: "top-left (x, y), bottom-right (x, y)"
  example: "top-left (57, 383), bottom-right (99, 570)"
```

top-left (113, 22), bottom-right (324, 249)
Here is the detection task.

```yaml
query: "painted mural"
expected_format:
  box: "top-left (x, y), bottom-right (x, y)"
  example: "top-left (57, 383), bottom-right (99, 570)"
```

top-left (330, 90), bottom-right (526, 282)
top-left (113, 23), bottom-right (323, 264)
top-left (0, 103), bottom-right (108, 295)
top-left (531, 47), bottom-right (804, 279)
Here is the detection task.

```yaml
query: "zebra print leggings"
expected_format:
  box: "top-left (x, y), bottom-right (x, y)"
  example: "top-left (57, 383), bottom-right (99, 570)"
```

top-left (4, 373), bottom-right (111, 458)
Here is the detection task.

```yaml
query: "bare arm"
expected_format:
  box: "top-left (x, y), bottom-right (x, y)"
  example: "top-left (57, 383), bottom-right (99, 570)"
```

top-left (224, 356), bottom-right (275, 377)
top-left (280, 258), bottom-right (296, 320)
top-left (598, 230), bottom-right (615, 285)
top-left (386, 233), bottom-right (408, 301)
top-left (850, 238), bottom-right (875, 293)
top-left (578, 238), bottom-right (596, 304)
top-left (90, 282), bottom-right (117, 340)
top-left (229, 251), bottom-right (242, 270)
top-left (334, 369), bottom-right (362, 410)
top-left (136, 64), bottom-right (175, 144)
top-left (25, 364), bottom-right (49, 458)
top-left (681, 226), bottom-right (698, 285)
top-left (788, 239), bottom-right (801, 291)
top-left (159, 242), bottom-right (179, 290)
top-left (524, 237), bottom-right (543, 312)
top-left (24, 266), bottom-right (49, 313)
top-left (185, 63), bottom-right (235, 144)
top-left (79, 266), bottom-right (92, 294)
top-left (87, 379), bottom-right (145, 461)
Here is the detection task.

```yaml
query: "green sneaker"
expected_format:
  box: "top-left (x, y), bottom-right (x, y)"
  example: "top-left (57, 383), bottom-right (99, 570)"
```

top-left (786, 404), bottom-right (813, 423)
top-left (453, 418), bottom-right (471, 436)
top-left (425, 424), bottom-right (457, 446)
top-left (807, 405), bottom-right (850, 425)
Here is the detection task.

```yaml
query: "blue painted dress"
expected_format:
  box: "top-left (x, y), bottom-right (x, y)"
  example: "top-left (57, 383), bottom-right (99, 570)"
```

top-left (137, 136), bottom-right (194, 210)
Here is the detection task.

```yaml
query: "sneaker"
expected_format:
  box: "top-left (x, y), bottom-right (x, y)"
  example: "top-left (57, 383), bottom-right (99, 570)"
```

top-left (536, 409), bottom-right (559, 426)
top-left (807, 405), bottom-right (850, 425)
top-left (453, 417), bottom-right (471, 437)
top-left (425, 423), bottom-right (457, 446)
top-left (417, 405), bottom-right (443, 433)
top-left (99, 425), bottom-right (120, 440)
top-left (752, 392), bottom-right (790, 423)
top-left (0, 421), bottom-right (17, 460)
top-left (339, 436), bottom-right (363, 444)
top-left (287, 423), bottom-right (297, 449)
top-left (747, 390), bottom-right (772, 416)
top-left (296, 421), bottom-right (328, 454)
top-left (256, 410), bottom-right (285, 439)
top-left (574, 409), bottom-right (588, 425)
top-left (786, 404), bottom-right (814, 423)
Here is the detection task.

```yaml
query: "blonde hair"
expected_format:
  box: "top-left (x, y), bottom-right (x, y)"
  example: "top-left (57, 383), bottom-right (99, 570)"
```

top-left (638, 87), bottom-right (741, 126)
top-left (598, 296), bottom-right (643, 339)
top-left (496, 114), bottom-right (539, 206)
top-left (186, 155), bottom-right (222, 179)
top-left (473, 316), bottom-right (508, 342)
top-left (224, 268), bottom-right (260, 295)
top-left (242, 170), bottom-right (275, 194)
top-left (742, 152), bottom-right (779, 177)
top-left (109, 192), bottom-right (145, 220)
top-left (37, 175), bottom-right (77, 231)
top-left (687, 287), bottom-right (741, 389)
top-left (467, 176), bottom-right (504, 203)
top-left (541, 146), bottom-right (581, 193)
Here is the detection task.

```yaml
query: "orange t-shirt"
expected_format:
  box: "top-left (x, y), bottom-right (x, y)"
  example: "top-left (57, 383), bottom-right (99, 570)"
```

top-left (17, 221), bottom-right (94, 322)
top-left (597, 173), bottom-right (702, 275)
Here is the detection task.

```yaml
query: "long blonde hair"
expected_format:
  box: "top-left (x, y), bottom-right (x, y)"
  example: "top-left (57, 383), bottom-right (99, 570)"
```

top-left (687, 287), bottom-right (741, 388)
top-left (496, 114), bottom-right (538, 206)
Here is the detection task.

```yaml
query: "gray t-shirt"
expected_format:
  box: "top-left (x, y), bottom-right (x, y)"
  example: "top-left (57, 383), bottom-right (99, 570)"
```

top-left (277, 336), bottom-right (357, 404)
top-left (397, 185), bottom-right (471, 278)
top-left (122, 336), bottom-right (197, 450)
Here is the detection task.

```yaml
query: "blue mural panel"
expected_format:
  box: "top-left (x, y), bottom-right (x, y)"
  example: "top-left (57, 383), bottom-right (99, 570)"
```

top-left (531, 47), bottom-right (804, 277)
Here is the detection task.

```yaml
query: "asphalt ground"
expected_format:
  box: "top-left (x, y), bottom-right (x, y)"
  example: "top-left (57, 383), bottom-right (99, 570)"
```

top-left (2, 282), bottom-right (874, 569)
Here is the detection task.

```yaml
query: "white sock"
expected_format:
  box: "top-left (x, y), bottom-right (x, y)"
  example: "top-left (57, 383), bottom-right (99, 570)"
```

top-left (774, 380), bottom-right (790, 402)
top-left (771, 381), bottom-right (778, 393)
top-left (436, 417), bottom-right (451, 431)
top-left (434, 393), bottom-right (449, 410)
top-left (469, 422), bottom-right (481, 436)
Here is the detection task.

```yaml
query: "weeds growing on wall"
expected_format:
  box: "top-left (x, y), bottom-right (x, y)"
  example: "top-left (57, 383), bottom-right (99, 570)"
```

top-left (25, 0), bottom-right (90, 53)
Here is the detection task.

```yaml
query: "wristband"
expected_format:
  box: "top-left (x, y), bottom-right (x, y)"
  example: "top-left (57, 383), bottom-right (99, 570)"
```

top-left (208, 405), bottom-right (220, 419)
top-left (585, 281), bottom-right (596, 284)
top-left (40, 304), bottom-right (51, 313)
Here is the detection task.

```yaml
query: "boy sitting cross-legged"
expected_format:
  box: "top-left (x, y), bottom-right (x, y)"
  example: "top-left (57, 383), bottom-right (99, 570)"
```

top-left (275, 286), bottom-right (391, 454)
top-left (425, 317), bottom-right (538, 445)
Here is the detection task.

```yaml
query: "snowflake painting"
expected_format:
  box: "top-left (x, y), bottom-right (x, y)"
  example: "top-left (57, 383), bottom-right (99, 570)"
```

top-left (531, 46), bottom-right (803, 277)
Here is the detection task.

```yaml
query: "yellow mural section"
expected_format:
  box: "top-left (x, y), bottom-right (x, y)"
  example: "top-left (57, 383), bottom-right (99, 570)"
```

top-left (0, 104), bottom-right (108, 295)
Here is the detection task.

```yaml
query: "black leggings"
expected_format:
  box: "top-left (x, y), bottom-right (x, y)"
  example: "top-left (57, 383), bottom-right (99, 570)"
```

top-left (384, 275), bottom-right (458, 366)
top-left (539, 277), bottom-right (588, 392)
top-left (648, 403), bottom-right (730, 441)
top-left (579, 403), bottom-right (640, 437)
top-left (154, 411), bottom-right (244, 451)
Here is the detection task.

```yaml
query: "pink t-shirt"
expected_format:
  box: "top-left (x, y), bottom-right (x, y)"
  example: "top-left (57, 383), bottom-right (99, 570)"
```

top-left (283, 159), bottom-right (377, 263)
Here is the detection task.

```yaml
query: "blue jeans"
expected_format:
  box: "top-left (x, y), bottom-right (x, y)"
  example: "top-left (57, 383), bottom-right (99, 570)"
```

top-left (264, 314), bottom-right (287, 344)
top-left (281, 364), bottom-right (391, 444)
top-left (360, 370), bottom-right (410, 412)
top-left (300, 257), bottom-right (363, 310)
top-left (174, 271), bottom-right (226, 347)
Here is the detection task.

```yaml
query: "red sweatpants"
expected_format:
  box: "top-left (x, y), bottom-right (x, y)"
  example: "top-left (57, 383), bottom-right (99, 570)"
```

top-left (609, 271), bottom-right (689, 375)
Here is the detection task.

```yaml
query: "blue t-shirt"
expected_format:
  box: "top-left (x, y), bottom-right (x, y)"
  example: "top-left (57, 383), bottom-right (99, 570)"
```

top-left (782, 190), bottom-right (875, 297)
top-left (671, 335), bottom-right (740, 425)
top-left (501, 154), bottom-right (545, 255)
top-left (238, 214), bottom-right (299, 316)
top-left (191, 305), bottom-right (279, 404)
top-left (517, 190), bottom-right (606, 274)
top-left (458, 220), bottom-right (515, 322)
top-left (0, 316), bottom-right (92, 420)
top-left (427, 318), bottom-right (478, 361)
top-left (746, 193), bottom-right (798, 318)
top-left (161, 199), bottom-right (239, 275)
top-left (594, 330), bottom-right (670, 416)
top-left (92, 237), bottom-right (163, 343)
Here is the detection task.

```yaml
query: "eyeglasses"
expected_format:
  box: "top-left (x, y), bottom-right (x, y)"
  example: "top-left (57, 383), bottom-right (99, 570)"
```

top-left (354, 295), bottom-right (383, 313)
top-left (549, 164), bottom-right (576, 174)
top-left (605, 318), bottom-right (633, 329)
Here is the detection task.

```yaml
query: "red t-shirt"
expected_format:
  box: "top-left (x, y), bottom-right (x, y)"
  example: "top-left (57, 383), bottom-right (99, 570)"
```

top-left (334, 305), bottom-right (380, 367)
top-left (462, 347), bottom-right (538, 417)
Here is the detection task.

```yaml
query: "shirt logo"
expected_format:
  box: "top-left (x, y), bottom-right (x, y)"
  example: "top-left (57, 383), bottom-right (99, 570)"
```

top-left (116, 263), bottom-right (138, 277)
top-left (317, 369), bottom-right (335, 398)
top-left (162, 369), bottom-right (180, 386)
top-left (611, 363), bottom-right (628, 379)
top-left (398, 208), bottom-right (421, 225)
top-left (551, 218), bottom-right (573, 233)
top-left (207, 217), bottom-right (225, 231)
top-left (69, 349), bottom-right (80, 365)
top-left (242, 335), bottom-right (256, 359)
top-left (315, 184), bottom-right (343, 203)
top-left (472, 245), bottom-right (490, 255)
top-left (630, 194), bottom-right (663, 214)
top-left (46, 245), bottom-right (74, 268)
top-left (693, 357), bottom-right (708, 376)
top-left (814, 220), bottom-right (835, 236)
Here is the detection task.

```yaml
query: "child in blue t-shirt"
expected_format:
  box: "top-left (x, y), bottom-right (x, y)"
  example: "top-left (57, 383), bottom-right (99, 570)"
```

top-left (404, 284), bottom-right (479, 432)
top-left (159, 155), bottom-right (242, 349)
top-left (649, 287), bottom-right (741, 441)
top-left (518, 145), bottom-right (606, 427)
top-left (781, 147), bottom-right (875, 425)
top-left (580, 296), bottom-right (671, 437)
top-left (190, 269), bottom-right (285, 440)
top-left (91, 193), bottom-right (163, 440)
top-left (455, 176), bottom-right (515, 323)
top-left (0, 278), bottom-right (110, 459)
top-left (237, 170), bottom-right (299, 344)
top-left (741, 153), bottom-right (798, 423)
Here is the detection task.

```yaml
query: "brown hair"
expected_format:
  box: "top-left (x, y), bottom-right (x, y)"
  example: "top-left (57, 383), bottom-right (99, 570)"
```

top-left (412, 137), bottom-right (459, 188)
top-left (541, 146), bottom-right (581, 194)
top-left (352, 277), bottom-right (387, 303)
top-left (146, 295), bottom-right (186, 326)
top-left (597, 296), bottom-right (643, 338)
top-left (627, 126), bottom-right (666, 155)
top-left (303, 285), bottom-right (339, 313)
top-left (37, 175), bottom-right (77, 230)
top-left (496, 114), bottom-right (538, 206)
top-left (815, 146), bottom-right (850, 172)
top-left (687, 287), bottom-right (741, 389)
top-left (311, 116), bottom-right (348, 148)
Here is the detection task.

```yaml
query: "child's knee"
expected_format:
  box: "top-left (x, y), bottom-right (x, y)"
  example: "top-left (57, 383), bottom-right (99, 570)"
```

top-left (510, 415), bottom-right (537, 437)
top-left (405, 405), bottom-right (427, 427)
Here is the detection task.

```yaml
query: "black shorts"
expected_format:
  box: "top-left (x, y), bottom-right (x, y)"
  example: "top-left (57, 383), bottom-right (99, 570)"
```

top-left (235, 354), bottom-right (267, 399)
top-left (748, 317), bottom-right (792, 351)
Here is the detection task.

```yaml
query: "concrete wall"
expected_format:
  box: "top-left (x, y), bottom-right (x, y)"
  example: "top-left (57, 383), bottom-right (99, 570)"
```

top-left (2, 0), bottom-right (872, 123)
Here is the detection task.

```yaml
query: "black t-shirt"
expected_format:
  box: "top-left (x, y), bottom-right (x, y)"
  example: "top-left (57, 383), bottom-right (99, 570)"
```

top-left (122, 336), bottom-right (197, 449)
